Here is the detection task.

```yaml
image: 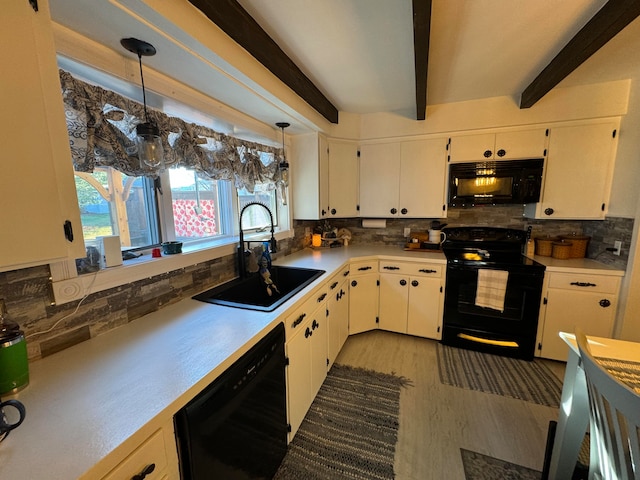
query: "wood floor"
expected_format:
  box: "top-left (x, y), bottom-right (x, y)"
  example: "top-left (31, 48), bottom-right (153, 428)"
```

top-left (334, 330), bottom-right (566, 480)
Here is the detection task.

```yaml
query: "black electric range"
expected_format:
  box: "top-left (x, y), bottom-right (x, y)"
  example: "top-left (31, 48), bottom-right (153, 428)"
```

top-left (441, 227), bottom-right (546, 360)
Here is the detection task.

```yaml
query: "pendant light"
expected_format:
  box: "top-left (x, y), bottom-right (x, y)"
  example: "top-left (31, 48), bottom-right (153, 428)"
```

top-left (275, 122), bottom-right (290, 186)
top-left (275, 122), bottom-right (290, 205)
top-left (120, 38), bottom-right (164, 169)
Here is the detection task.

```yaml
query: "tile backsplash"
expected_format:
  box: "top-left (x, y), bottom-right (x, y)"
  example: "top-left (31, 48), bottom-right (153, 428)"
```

top-left (0, 206), bottom-right (632, 361)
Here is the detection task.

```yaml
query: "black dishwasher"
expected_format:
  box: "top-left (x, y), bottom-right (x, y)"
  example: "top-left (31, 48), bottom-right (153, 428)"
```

top-left (174, 323), bottom-right (287, 479)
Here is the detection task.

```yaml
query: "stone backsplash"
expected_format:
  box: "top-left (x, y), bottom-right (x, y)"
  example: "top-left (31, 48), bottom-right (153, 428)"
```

top-left (0, 207), bottom-right (632, 362)
top-left (0, 236), bottom-right (304, 362)
top-left (300, 204), bottom-right (632, 271)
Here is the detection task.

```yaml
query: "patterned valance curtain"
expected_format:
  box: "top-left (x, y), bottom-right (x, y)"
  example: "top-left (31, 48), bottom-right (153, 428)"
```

top-left (59, 69), bottom-right (281, 191)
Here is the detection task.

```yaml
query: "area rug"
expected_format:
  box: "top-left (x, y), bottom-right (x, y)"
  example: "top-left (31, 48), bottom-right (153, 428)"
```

top-left (273, 364), bottom-right (411, 480)
top-left (437, 344), bottom-right (563, 407)
top-left (461, 449), bottom-right (542, 480)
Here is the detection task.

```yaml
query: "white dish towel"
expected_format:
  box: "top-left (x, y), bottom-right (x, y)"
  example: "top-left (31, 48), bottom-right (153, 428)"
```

top-left (475, 269), bottom-right (509, 312)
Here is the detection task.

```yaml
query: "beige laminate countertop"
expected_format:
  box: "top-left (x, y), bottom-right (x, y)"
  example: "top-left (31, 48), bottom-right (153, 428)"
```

top-left (529, 254), bottom-right (625, 276)
top-left (0, 246), bottom-right (445, 480)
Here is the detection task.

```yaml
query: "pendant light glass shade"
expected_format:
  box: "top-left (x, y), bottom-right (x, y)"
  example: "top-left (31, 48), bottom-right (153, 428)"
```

top-left (136, 122), bottom-right (164, 168)
top-left (120, 38), bottom-right (164, 169)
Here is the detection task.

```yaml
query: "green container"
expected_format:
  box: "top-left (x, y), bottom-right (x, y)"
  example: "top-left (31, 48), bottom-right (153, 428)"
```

top-left (0, 333), bottom-right (29, 395)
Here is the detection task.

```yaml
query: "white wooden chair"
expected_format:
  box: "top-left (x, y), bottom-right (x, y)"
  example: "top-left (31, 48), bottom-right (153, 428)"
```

top-left (575, 328), bottom-right (640, 480)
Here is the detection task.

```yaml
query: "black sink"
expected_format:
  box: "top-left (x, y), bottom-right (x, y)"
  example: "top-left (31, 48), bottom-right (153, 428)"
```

top-left (193, 265), bottom-right (325, 312)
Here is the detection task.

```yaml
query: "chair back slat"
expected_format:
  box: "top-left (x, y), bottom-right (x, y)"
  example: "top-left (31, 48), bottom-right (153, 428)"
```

top-left (575, 329), bottom-right (640, 480)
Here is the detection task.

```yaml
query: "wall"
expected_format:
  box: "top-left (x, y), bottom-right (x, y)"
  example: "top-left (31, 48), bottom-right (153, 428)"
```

top-left (1, 205), bottom-right (632, 362)
top-left (301, 208), bottom-right (631, 272)
top-left (1, 234), bottom-right (306, 362)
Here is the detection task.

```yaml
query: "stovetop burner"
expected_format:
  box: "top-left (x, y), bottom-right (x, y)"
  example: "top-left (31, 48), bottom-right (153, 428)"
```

top-left (442, 226), bottom-right (544, 270)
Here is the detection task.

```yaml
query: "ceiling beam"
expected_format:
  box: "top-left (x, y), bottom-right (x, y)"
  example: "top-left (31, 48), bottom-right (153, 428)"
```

top-left (188, 0), bottom-right (339, 123)
top-left (520, 0), bottom-right (640, 109)
top-left (412, 0), bottom-right (432, 121)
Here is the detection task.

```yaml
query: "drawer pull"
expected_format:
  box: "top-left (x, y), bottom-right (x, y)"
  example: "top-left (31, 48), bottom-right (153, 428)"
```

top-left (317, 293), bottom-right (327, 302)
top-left (343, 270), bottom-right (350, 276)
top-left (419, 269), bottom-right (437, 274)
top-left (132, 464), bottom-right (155, 480)
top-left (599, 299), bottom-right (611, 308)
top-left (383, 266), bottom-right (400, 270)
top-left (570, 282), bottom-right (597, 287)
top-left (305, 327), bottom-right (312, 338)
top-left (292, 313), bottom-right (306, 328)
top-left (358, 266), bottom-right (372, 271)
top-left (312, 319), bottom-right (319, 330)
top-left (351, 280), bottom-right (358, 287)
top-left (330, 281), bottom-right (339, 290)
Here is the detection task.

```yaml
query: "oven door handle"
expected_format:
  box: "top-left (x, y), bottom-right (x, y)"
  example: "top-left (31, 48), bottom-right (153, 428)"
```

top-left (457, 333), bottom-right (519, 348)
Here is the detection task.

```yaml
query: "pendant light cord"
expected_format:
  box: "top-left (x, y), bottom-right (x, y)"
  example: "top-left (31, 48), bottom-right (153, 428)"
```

top-left (137, 53), bottom-right (149, 122)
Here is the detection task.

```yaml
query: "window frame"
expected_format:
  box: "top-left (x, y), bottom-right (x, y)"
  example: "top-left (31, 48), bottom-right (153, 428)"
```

top-left (50, 55), bottom-right (293, 305)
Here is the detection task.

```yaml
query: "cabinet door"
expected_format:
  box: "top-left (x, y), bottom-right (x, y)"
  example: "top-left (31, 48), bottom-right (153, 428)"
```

top-left (448, 133), bottom-right (495, 162)
top-left (399, 139), bottom-right (448, 218)
top-left (536, 123), bottom-right (616, 219)
top-left (309, 303), bottom-right (328, 398)
top-left (328, 141), bottom-right (359, 217)
top-left (1, 0), bottom-right (85, 271)
top-left (291, 133), bottom-right (329, 220)
top-left (449, 129), bottom-right (547, 162)
top-left (539, 289), bottom-right (617, 361)
top-left (407, 277), bottom-right (443, 339)
top-left (379, 274), bottom-right (409, 333)
top-left (286, 323), bottom-right (314, 438)
top-left (359, 143), bottom-right (401, 217)
top-left (494, 129), bottom-right (547, 160)
top-left (327, 278), bottom-right (349, 368)
top-left (349, 273), bottom-right (379, 334)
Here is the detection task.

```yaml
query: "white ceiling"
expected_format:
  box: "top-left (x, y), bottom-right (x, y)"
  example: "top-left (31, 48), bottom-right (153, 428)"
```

top-left (49, 0), bottom-right (640, 131)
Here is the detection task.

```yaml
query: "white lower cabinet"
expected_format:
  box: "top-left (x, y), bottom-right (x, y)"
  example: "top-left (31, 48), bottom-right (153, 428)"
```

top-left (285, 287), bottom-right (328, 440)
top-left (348, 260), bottom-right (380, 334)
top-left (101, 421), bottom-right (179, 480)
top-left (536, 271), bottom-right (621, 361)
top-left (327, 266), bottom-right (350, 368)
top-left (378, 261), bottom-right (444, 339)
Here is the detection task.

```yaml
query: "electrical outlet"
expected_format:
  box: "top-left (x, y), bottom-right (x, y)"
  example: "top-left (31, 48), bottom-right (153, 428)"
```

top-left (614, 240), bottom-right (622, 256)
top-left (403, 227), bottom-right (411, 237)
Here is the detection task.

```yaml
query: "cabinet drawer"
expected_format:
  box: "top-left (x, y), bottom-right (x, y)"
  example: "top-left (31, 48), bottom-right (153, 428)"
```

top-left (328, 264), bottom-right (350, 290)
top-left (548, 273), bottom-right (620, 294)
top-left (102, 429), bottom-right (167, 480)
top-left (285, 285), bottom-right (328, 341)
top-left (379, 260), bottom-right (443, 278)
top-left (350, 260), bottom-right (378, 275)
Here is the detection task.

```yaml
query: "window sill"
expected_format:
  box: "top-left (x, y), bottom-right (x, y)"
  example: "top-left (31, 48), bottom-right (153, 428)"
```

top-left (50, 230), bottom-right (293, 305)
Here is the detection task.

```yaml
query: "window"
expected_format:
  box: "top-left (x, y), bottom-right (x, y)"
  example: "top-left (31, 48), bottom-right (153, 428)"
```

top-left (75, 165), bottom-right (281, 253)
top-left (75, 167), bottom-right (158, 249)
top-left (62, 60), bottom-right (288, 268)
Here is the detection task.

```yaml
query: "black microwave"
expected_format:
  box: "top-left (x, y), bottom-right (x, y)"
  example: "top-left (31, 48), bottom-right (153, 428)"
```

top-left (448, 158), bottom-right (543, 207)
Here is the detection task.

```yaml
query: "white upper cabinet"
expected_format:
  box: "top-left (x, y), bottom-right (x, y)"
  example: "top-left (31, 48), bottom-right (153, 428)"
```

top-left (291, 134), bottom-right (358, 219)
top-left (1, 0), bottom-right (85, 272)
top-left (327, 141), bottom-right (359, 218)
top-left (524, 121), bottom-right (619, 220)
top-left (359, 143), bottom-right (401, 217)
top-left (448, 128), bottom-right (548, 162)
top-left (399, 139), bottom-right (448, 218)
top-left (360, 138), bottom-right (448, 218)
top-left (291, 132), bottom-right (329, 220)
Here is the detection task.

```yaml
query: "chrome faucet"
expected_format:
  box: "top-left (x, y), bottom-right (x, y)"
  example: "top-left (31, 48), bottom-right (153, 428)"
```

top-left (238, 202), bottom-right (277, 278)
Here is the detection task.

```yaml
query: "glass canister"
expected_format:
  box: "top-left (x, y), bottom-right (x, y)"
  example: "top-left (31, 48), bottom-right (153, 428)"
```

top-left (0, 306), bottom-right (29, 395)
